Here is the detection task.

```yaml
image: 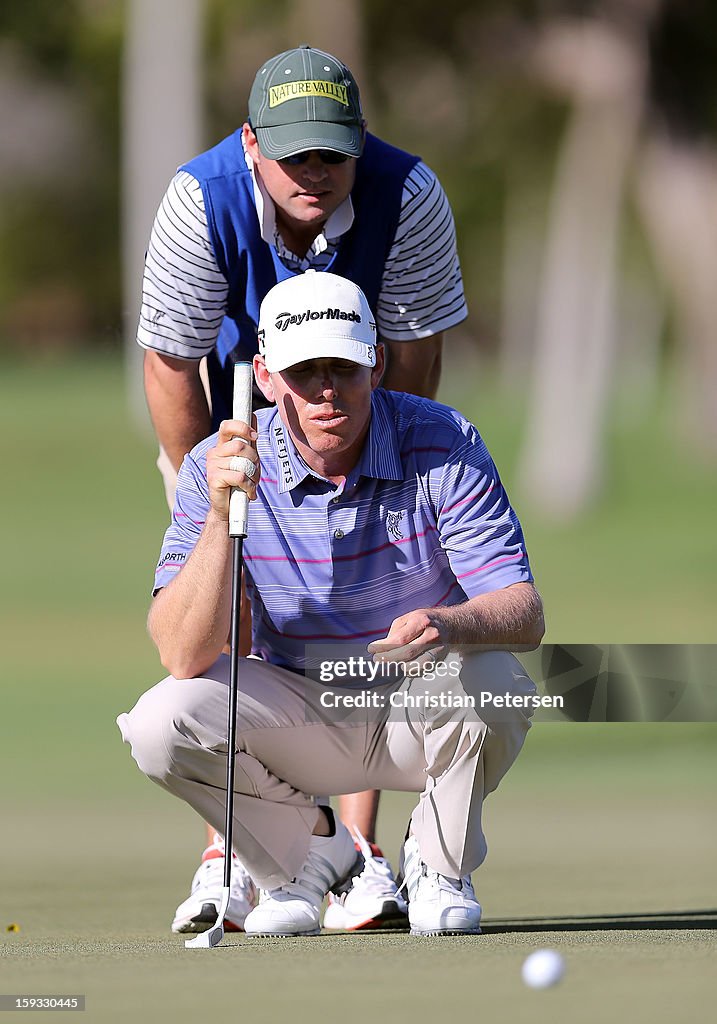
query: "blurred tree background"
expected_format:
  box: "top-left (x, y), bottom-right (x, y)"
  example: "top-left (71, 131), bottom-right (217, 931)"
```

top-left (0, 0), bottom-right (569, 352)
top-left (0, 0), bottom-right (122, 347)
top-left (1, 0), bottom-right (716, 565)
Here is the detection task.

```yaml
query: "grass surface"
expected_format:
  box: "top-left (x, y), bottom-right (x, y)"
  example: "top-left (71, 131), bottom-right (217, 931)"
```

top-left (1, 353), bottom-right (715, 1022)
top-left (4, 759), bottom-right (716, 1024)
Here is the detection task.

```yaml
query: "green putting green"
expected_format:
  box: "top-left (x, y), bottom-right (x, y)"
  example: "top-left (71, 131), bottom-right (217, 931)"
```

top-left (1, 354), bottom-right (714, 1023)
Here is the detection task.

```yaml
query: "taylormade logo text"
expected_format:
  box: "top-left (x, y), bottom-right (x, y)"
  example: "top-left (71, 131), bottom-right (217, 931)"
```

top-left (275, 308), bottom-right (361, 332)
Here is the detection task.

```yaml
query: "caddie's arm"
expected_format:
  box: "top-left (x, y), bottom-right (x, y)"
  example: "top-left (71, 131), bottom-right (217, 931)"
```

top-left (148, 418), bottom-right (259, 679)
top-left (144, 351), bottom-right (213, 472)
top-left (381, 333), bottom-right (443, 400)
top-left (368, 582), bottom-right (545, 662)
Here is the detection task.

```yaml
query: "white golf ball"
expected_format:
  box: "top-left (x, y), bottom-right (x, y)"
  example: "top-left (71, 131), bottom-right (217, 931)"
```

top-left (521, 949), bottom-right (565, 988)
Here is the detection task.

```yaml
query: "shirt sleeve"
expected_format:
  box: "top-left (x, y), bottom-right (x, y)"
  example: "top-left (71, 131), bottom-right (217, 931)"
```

top-left (152, 442), bottom-right (212, 593)
top-left (432, 423), bottom-right (533, 596)
top-left (376, 161), bottom-right (468, 342)
top-left (137, 171), bottom-right (230, 360)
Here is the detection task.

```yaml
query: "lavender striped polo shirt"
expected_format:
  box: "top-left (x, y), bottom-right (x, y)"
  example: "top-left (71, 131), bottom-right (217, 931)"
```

top-left (154, 389), bottom-right (533, 669)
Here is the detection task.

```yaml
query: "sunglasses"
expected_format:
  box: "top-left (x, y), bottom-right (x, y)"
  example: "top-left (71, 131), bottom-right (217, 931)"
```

top-left (279, 150), bottom-right (350, 166)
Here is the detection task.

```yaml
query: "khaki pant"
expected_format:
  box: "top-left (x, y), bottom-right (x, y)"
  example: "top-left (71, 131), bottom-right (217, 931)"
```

top-left (117, 652), bottom-right (535, 890)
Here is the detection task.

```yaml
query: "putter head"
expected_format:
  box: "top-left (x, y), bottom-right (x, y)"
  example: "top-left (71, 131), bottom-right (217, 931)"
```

top-left (184, 886), bottom-right (232, 949)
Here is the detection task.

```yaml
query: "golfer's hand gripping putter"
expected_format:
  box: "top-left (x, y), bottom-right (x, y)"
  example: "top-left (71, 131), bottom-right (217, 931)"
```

top-left (229, 361), bottom-right (254, 538)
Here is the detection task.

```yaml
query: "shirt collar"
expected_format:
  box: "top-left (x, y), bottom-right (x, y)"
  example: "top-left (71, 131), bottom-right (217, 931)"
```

top-left (244, 136), bottom-right (355, 252)
top-left (353, 391), bottom-right (404, 483)
top-left (268, 415), bottom-right (313, 493)
top-left (267, 392), bottom-right (404, 495)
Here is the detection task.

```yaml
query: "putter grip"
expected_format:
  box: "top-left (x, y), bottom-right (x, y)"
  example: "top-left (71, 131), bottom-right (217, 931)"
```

top-left (229, 361), bottom-right (253, 538)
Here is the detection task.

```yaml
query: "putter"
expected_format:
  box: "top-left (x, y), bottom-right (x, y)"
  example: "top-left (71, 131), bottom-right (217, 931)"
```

top-left (186, 361), bottom-right (253, 950)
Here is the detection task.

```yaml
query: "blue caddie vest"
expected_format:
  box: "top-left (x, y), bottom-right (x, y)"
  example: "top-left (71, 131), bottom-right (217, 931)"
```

top-left (181, 132), bottom-right (420, 425)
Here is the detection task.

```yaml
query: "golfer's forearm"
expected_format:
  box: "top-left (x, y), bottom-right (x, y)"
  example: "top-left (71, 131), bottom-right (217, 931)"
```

top-left (148, 512), bottom-right (233, 677)
top-left (144, 350), bottom-right (212, 471)
top-left (436, 582), bottom-right (545, 649)
top-left (382, 334), bottom-right (443, 400)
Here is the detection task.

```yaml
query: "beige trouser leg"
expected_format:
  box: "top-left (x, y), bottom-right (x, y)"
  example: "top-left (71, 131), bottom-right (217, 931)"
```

top-left (117, 651), bottom-right (535, 888)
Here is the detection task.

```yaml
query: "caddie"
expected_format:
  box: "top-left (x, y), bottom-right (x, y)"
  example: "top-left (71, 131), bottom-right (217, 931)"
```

top-left (118, 271), bottom-right (545, 937)
top-left (141, 43), bottom-right (466, 495)
top-left (137, 43), bottom-right (468, 932)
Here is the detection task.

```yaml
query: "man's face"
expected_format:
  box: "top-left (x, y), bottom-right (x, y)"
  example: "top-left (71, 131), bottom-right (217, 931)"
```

top-left (254, 348), bottom-right (385, 476)
top-left (243, 124), bottom-right (358, 233)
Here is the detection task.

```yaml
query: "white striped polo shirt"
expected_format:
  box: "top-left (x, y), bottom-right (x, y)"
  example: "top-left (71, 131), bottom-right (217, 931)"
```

top-left (154, 390), bottom-right (533, 670)
top-left (137, 153), bottom-right (467, 360)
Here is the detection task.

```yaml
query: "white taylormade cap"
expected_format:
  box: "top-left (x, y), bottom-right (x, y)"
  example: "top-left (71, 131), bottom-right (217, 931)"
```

top-left (257, 271), bottom-right (377, 373)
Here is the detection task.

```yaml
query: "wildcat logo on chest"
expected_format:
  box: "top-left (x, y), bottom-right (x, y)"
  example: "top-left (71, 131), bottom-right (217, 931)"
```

top-left (386, 510), bottom-right (405, 541)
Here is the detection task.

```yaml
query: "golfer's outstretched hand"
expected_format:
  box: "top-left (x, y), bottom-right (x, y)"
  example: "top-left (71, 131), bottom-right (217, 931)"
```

top-left (206, 417), bottom-right (260, 521)
top-left (367, 608), bottom-right (449, 666)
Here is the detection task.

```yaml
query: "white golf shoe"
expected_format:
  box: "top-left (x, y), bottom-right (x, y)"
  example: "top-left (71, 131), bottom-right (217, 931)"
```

top-left (401, 834), bottom-right (482, 936)
top-left (171, 832), bottom-right (257, 934)
top-left (322, 828), bottom-right (408, 930)
top-left (244, 810), bottom-right (361, 936)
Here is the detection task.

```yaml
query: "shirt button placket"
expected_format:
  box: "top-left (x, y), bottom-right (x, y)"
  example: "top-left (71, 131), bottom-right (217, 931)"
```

top-left (328, 490), bottom-right (347, 544)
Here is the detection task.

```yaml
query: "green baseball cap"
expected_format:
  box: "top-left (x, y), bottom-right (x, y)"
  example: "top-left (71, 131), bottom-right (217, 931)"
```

top-left (248, 45), bottom-right (363, 160)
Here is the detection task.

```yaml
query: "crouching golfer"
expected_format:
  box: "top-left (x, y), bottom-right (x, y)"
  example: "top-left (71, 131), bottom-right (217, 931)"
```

top-left (118, 271), bottom-right (544, 936)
